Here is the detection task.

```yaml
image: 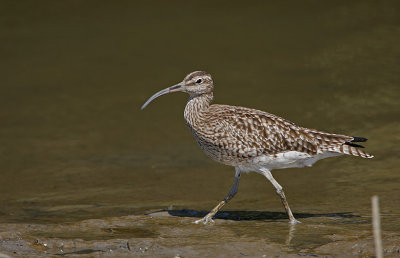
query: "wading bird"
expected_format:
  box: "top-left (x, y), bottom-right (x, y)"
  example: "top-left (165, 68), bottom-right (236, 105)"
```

top-left (141, 71), bottom-right (373, 225)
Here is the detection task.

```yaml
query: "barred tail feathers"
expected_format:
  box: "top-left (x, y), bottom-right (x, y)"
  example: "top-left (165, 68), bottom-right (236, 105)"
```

top-left (325, 144), bottom-right (374, 159)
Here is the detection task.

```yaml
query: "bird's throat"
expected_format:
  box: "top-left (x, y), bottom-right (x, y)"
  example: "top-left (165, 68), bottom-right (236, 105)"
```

top-left (184, 93), bottom-right (213, 129)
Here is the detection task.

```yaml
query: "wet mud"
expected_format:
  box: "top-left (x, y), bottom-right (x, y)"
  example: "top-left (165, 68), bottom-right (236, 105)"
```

top-left (1, 211), bottom-right (399, 257)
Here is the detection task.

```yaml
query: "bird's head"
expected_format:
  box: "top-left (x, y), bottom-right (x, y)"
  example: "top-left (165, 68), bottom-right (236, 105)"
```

top-left (141, 71), bottom-right (213, 110)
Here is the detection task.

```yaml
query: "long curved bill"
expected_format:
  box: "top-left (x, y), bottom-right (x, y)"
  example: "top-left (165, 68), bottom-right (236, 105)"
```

top-left (141, 84), bottom-right (182, 110)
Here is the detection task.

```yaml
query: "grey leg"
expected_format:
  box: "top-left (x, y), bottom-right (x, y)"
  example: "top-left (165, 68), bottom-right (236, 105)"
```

top-left (258, 168), bottom-right (300, 224)
top-left (194, 167), bottom-right (241, 224)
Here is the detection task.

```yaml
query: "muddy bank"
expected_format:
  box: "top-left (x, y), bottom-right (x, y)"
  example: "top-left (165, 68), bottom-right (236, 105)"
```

top-left (0, 211), bottom-right (399, 257)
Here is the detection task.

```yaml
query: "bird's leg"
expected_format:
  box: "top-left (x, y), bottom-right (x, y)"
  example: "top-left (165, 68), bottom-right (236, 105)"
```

top-left (259, 168), bottom-right (300, 224)
top-left (194, 168), bottom-right (241, 225)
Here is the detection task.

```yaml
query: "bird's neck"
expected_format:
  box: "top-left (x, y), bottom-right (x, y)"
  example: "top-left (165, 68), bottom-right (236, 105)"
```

top-left (184, 92), bottom-right (213, 127)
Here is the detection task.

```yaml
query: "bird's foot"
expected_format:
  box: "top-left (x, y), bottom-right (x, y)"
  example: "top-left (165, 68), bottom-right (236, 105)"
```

top-left (289, 219), bottom-right (301, 225)
top-left (194, 216), bottom-right (215, 225)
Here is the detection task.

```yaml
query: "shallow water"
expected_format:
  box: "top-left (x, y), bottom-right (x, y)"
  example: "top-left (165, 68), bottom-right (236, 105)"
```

top-left (0, 1), bottom-right (399, 256)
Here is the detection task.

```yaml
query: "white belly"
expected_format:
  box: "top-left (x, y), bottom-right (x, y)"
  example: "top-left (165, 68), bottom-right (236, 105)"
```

top-left (238, 151), bottom-right (343, 172)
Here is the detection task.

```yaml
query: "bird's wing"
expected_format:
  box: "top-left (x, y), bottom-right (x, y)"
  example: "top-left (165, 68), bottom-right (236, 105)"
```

top-left (207, 104), bottom-right (357, 157)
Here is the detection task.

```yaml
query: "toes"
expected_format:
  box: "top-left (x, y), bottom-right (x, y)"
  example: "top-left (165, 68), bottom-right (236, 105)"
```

top-left (194, 217), bottom-right (215, 225)
top-left (193, 219), bottom-right (202, 224)
top-left (289, 219), bottom-right (301, 225)
top-left (204, 218), bottom-right (215, 224)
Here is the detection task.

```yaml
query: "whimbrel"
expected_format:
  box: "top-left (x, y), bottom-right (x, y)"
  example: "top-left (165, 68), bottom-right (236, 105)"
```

top-left (141, 71), bottom-right (373, 225)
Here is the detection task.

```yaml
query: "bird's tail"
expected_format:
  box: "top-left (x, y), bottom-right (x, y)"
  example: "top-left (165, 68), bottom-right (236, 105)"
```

top-left (301, 129), bottom-right (374, 159)
top-left (322, 136), bottom-right (373, 159)
top-left (325, 144), bottom-right (374, 159)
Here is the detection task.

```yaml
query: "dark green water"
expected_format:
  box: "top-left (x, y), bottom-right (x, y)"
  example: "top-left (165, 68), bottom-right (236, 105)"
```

top-left (0, 0), bottom-right (399, 254)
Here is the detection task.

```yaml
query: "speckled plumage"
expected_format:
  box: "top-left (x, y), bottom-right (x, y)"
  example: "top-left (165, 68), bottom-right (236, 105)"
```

top-left (142, 71), bottom-right (373, 225)
top-left (182, 72), bottom-right (372, 168)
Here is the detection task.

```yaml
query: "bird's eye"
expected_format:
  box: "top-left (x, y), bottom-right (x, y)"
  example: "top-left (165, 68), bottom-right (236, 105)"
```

top-left (196, 78), bottom-right (202, 84)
